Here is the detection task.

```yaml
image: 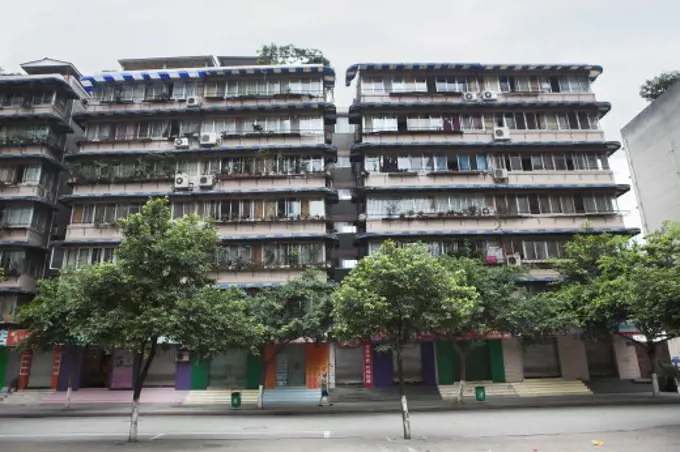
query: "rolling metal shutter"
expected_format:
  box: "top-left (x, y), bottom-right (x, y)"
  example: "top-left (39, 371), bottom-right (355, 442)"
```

top-left (334, 346), bottom-right (363, 384)
top-left (28, 351), bottom-right (53, 388)
top-left (523, 339), bottom-right (561, 378)
top-left (145, 346), bottom-right (177, 387)
top-left (209, 350), bottom-right (247, 388)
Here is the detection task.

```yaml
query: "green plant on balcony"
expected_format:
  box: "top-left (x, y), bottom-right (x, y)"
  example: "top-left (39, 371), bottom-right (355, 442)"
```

top-left (467, 205), bottom-right (479, 216)
top-left (406, 210), bottom-right (415, 218)
top-left (286, 248), bottom-right (300, 267)
top-left (304, 244), bottom-right (323, 266)
top-left (263, 249), bottom-right (277, 268)
top-left (385, 202), bottom-right (398, 218)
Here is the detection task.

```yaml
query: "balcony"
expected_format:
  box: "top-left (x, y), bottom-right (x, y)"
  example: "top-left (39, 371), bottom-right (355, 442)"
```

top-left (0, 134), bottom-right (66, 160)
top-left (65, 218), bottom-right (328, 241)
top-left (0, 274), bottom-right (37, 294)
top-left (85, 91), bottom-right (326, 114)
top-left (360, 129), bottom-right (606, 145)
top-left (0, 183), bottom-right (58, 203)
top-left (69, 174), bottom-right (330, 197)
top-left (359, 90), bottom-right (597, 104)
top-left (362, 170), bottom-right (616, 188)
top-left (364, 212), bottom-right (625, 234)
top-left (216, 269), bottom-right (313, 286)
top-left (0, 226), bottom-right (49, 247)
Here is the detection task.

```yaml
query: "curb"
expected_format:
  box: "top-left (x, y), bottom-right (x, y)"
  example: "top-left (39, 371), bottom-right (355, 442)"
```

top-left (0, 397), bottom-right (678, 419)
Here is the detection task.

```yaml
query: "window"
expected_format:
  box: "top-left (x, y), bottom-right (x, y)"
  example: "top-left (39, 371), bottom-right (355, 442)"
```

top-left (144, 83), bottom-right (171, 100)
top-left (299, 117), bottom-right (323, 135)
top-left (391, 76), bottom-right (427, 93)
top-left (436, 76), bottom-right (473, 93)
top-left (277, 199), bottom-right (301, 218)
top-left (221, 200), bottom-right (253, 220)
top-left (309, 199), bottom-right (325, 217)
top-left (217, 245), bottom-right (253, 269)
top-left (337, 189), bottom-right (352, 201)
top-left (2, 207), bottom-right (32, 226)
top-left (522, 240), bottom-right (565, 261)
top-left (365, 116), bottom-right (398, 133)
top-left (459, 114), bottom-right (483, 130)
top-left (171, 202), bottom-right (197, 219)
top-left (334, 222), bottom-right (356, 233)
top-left (360, 77), bottom-right (386, 94)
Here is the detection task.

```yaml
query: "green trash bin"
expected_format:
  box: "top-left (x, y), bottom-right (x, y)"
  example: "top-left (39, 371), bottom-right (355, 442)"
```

top-left (231, 391), bottom-right (242, 408)
top-left (474, 385), bottom-right (486, 402)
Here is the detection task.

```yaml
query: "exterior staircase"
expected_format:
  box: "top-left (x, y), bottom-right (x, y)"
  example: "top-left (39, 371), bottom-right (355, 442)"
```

top-left (331, 384), bottom-right (443, 402)
top-left (438, 381), bottom-right (517, 400)
top-left (183, 389), bottom-right (259, 406)
top-left (512, 379), bottom-right (593, 397)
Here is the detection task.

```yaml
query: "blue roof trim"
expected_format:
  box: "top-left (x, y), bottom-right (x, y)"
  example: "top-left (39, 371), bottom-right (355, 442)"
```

top-left (65, 144), bottom-right (337, 160)
top-left (361, 183), bottom-right (630, 193)
top-left (352, 141), bottom-right (621, 153)
top-left (0, 153), bottom-right (66, 169)
top-left (60, 187), bottom-right (337, 202)
top-left (54, 233), bottom-right (337, 246)
top-left (0, 287), bottom-right (36, 295)
top-left (345, 63), bottom-right (604, 86)
top-left (349, 101), bottom-right (611, 114)
top-left (356, 227), bottom-right (639, 240)
top-left (73, 102), bottom-right (336, 122)
top-left (0, 76), bottom-right (85, 99)
top-left (0, 241), bottom-right (48, 251)
top-left (81, 65), bottom-right (336, 93)
top-left (0, 196), bottom-right (59, 209)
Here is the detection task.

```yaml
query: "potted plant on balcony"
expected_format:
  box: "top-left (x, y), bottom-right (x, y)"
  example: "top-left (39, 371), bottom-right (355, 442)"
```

top-left (286, 249), bottom-right (300, 268)
top-left (264, 249), bottom-right (276, 268)
top-left (467, 206), bottom-right (479, 217)
top-left (386, 203), bottom-right (398, 219)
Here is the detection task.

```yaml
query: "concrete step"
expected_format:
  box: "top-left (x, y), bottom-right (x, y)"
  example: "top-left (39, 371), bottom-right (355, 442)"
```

top-left (439, 382), bottom-right (518, 399)
top-left (513, 379), bottom-right (592, 397)
top-left (331, 385), bottom-right (442, 402)
top-left (0, 390), bottom-right (51, 405)
top-left (183, 389), bottom-right (258, 405)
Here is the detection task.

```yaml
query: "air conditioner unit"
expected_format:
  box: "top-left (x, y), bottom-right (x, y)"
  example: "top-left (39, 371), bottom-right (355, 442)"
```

top-left (506, 253), bottom-right (522, 266)
top-left (199, 133), bottom-right (218, 147)
top-left (481, 90), bottom-right (498, 101)
top-left (174, 137), bottom-right (189, 149)
top-left (175, 351), bottom-right (190, 362)
top-left (198, 174), bottom-right (215, 187)
top-left (492, 168), bottom-right (509, 181)
top-left (462, 91), bottom-right (477, 102)
top-left (481, 207), bottom-right (496, 216)
top-left (174, 173), bottom-right (190, 190)
top-left (186, 96), bottom-right (202, 107)
top-left (493, 127), bottom-right (511, 141)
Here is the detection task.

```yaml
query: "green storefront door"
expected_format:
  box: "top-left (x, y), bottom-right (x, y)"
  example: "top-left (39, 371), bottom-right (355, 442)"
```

top-left (436, 339), bottom-right (493, 383)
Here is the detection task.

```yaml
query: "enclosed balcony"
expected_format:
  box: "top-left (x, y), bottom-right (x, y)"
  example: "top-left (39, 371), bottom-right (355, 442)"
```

top-left (0, 125), bottom-right (69, 161)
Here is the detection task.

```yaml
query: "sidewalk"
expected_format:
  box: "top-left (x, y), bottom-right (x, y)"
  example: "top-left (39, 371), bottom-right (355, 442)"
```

top-left (1, 393), bottom-right (678, 418)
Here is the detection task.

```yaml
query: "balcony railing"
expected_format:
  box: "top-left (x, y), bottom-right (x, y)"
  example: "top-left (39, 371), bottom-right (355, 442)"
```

top-left (367, 209), bottom-right (625, 221)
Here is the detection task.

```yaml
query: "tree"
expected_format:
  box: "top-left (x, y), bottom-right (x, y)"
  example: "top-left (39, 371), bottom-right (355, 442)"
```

top-left (18, 198), bottom-right (256, 442)
top-left (552, 224), bottom-right (680, 395)
top-left (434, 256), bottom-right (576, 403)
top-left (332, 241), bottom-right (477, 439)
top-left (640, 71), bottom-right (680, 102)
top-left (15, 269), bottom-right (89, 408)
top-left (249, 269), bottom-right (334, 408)
top-left (256, 44), bottom-right (330, 66)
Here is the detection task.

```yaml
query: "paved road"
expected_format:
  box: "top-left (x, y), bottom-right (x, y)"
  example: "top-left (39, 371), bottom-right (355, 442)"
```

top-left (1, 405), bottom-right (679, 451)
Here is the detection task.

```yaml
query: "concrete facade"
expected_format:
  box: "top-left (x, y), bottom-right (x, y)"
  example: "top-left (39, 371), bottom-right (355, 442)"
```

top-left (557, 336), bottom-right (590, 380)
top-left (612, 335), bottom-right (642, 379)
top-left (621, 82), bottom-right (680, 233)
top-left (502, 338), bottom-right (524, 382)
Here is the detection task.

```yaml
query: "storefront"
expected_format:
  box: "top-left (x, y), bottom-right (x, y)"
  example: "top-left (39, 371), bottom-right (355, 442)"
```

top-left (334, 344), bottom-right (363, 385)
top-left (523, 338), bottom-right (561, 378)
top-left (371, 342), bottom-right (437, 387)
top-left (586, 339), bottom-right (618, 377)
top-left (208, 350), bottom-right (248, 388)
top-left (145, 345), bottom-right (178, 387)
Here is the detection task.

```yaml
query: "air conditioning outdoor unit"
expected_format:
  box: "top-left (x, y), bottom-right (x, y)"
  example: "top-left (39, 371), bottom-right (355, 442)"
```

top-left (481, 90), bottom-right (498, 101)
top-left (198, 174), bottom-right (215, 188)
top-left (174, 137), bottom-right (189, 149)
top-left (186, 96), bottom-right (202, 107)
top-left (175, 351), bottom-right (190, 362)
top-left (492, 168), bottom-right (509, 181)
top-left (199, 133), bottom-right (218, 147)
top-left (481, 207), bottom-right (496, 216)
top-left (462, 91), bottom-right (477, 102)
top-left (493, 127), bottom-right (511, 141)
top-left (174, 173), bottom-right (190, 190)
top-left (506, 253), bottom-right (522, 266)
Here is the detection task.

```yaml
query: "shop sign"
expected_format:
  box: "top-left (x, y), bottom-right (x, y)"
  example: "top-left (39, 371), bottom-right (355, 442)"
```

top-left (6, 329), bottom-right (30, 347)
top-left (362, 340), bottom-right (373, 388)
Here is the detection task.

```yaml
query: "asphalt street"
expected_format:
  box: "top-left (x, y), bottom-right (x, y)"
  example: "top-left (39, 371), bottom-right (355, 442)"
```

top-left (0, 405), bottom-right (679, 451)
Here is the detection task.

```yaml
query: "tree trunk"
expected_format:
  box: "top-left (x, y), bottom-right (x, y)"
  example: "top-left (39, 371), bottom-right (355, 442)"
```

top-left (451, 340), bottom-right (467, 405)
top-left (648, 343), bottom-right (659, 396)
top-left (128, 340), bottom-right (158, 443)
top-left (65, 349), bottom-right (76, 410)
top-left (258, 351), bottom-right (267, 410)
top-left (395, 339), bottom-right (411, 440)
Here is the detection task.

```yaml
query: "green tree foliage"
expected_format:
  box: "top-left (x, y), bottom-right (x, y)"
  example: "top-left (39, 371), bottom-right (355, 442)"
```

top-left (552, 224), bottom-right (680, 394)
top-left (332, 241), bottom-right (477, 439)
top-left (256, 44), bottom-right (330, 66)
top-left (639, 71), bottom-right (680, 102)
top-left (434, 256), bottom-right (576, 402)
top-left (18, 198), bottom-right (257, 441)
top-left (249, 269), bottom-right (334, 406)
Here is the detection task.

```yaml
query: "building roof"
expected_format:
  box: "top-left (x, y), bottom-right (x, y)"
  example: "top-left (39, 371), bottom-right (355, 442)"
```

top-left (20, 57), bottom-right (83, 78)
top-left (345, 63), bottom-right (604, 86)
top-left (118, 55), bottom-right (219, 70)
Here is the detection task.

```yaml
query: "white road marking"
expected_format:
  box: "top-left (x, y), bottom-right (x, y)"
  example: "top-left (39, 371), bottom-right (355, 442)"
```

top-left (0, 430), bottom-right (328, 440)
top-left (323, 430), bottom-right (331, 438)
top-left (149, 433), bottom-right (165, 441)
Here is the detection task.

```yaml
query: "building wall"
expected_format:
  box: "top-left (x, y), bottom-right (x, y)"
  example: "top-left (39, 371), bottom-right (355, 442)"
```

top-left (612, 335), bottom-right (641, 379)
top-left (502, 338), bottom-right (524, 382)
top-left (557, 336), bottom-right (590, 380)
top-left (622, 82), bottom-right (680, 233)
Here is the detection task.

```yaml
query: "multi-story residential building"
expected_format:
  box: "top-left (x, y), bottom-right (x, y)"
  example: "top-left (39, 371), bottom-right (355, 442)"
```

top-left (344, 62), bottom-right (641, 387)
top-left (42, 55), bottom-right (338, 391)
top-left (622, 82), bottom-right (680, 234)
top-left (0, 58), bottom-right (87, 389)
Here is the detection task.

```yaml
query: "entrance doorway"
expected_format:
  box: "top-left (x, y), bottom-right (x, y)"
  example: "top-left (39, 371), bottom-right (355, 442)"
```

top-left (275, 346), bottom-right (306, 387)
top-left (81, 348), bottom-right (110, 388)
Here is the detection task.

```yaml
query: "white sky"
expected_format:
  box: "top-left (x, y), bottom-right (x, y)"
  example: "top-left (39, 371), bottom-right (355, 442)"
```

top-left (3, 0), bottom-right (679, 231)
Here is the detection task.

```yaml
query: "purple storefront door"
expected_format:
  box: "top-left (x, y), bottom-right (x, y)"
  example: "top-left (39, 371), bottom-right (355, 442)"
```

top-left (372, 347), bottom-right (394, 387)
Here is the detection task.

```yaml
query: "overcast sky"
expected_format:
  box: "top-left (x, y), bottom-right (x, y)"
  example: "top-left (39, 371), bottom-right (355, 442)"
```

top-left (3, 0), bottom-right (679, 231)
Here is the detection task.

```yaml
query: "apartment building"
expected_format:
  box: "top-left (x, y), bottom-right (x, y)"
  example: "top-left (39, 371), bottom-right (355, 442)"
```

top-left (342, 62), bottom-right (641, 386)
top-left (50, 55), bottom-right (338, 291)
